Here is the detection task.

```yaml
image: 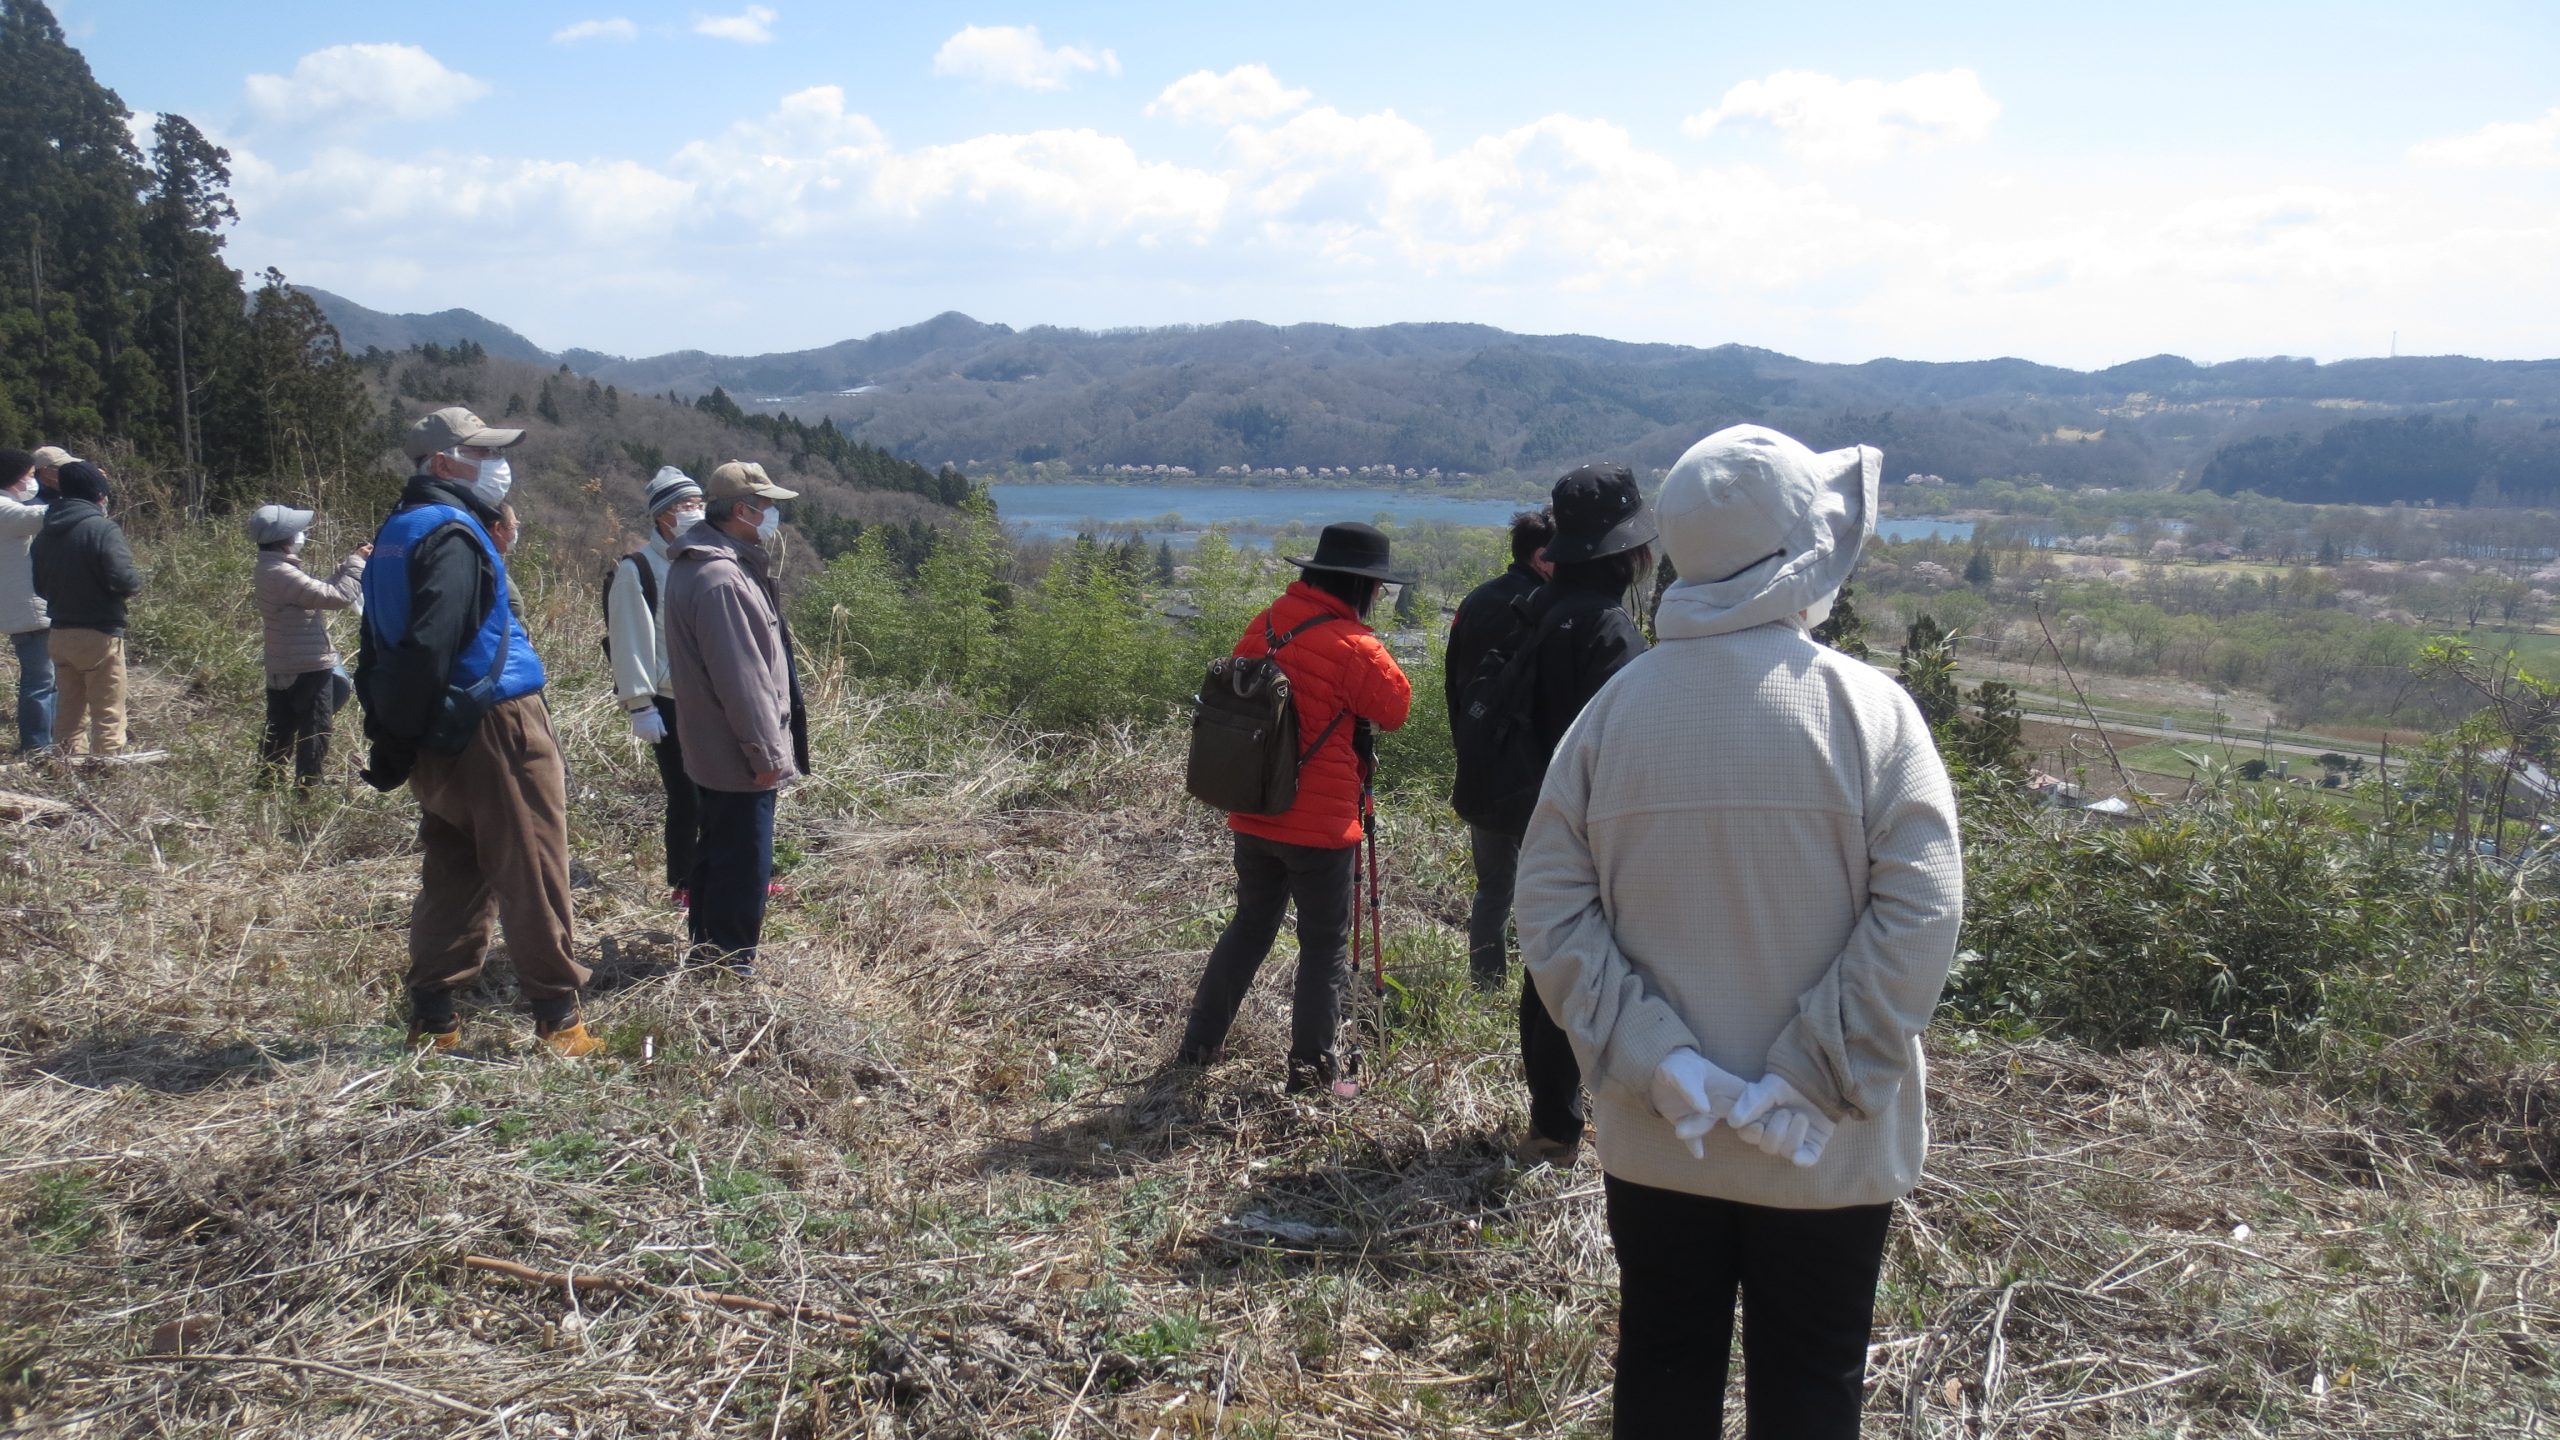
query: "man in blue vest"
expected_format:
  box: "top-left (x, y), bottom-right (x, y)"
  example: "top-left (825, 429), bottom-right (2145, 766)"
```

top-left (358, 406), bottom-right (598, 1058)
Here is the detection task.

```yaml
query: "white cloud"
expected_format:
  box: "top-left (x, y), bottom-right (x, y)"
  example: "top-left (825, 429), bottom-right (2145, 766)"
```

top-left (218, 81), bottom-right (2560, 367)
top-left (552, 18), bottom-right (637, 44)
top-left (931, 25), bottom-right (1119, 92)
top-left (242, 43), bottom-right (488, 129)
top-left (2413, 108), bottom-right (2560, 169)
top-left (1148, 64), bottom-right (1309, 125)
top-left (1684, 68), bottom-right (1999, 166)
top-left (694, 6), bottom-right (776, 44)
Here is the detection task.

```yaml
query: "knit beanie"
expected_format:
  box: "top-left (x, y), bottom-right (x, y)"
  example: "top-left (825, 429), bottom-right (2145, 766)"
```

top-left (55, 460), bottom-right (109, 504)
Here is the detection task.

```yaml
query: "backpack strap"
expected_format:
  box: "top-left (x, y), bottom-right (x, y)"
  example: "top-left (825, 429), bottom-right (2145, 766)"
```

top-left (1263, 609), bottom-right (1354, 767)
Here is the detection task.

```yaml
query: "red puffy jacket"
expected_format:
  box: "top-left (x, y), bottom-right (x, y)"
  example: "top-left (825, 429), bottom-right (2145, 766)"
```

top-left (1228, 581), bottom-right (1414, 850)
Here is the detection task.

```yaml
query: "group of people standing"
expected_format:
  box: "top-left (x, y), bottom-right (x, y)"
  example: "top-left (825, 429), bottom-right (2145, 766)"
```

top-left (1, 447), bottom-right (145, 760)
top-left (1172, 425), bottom-right (1964, 1438)
top-left (0, 406), bottom-right (812, 1058)
top-left (350, 407), bottom-right (810, 1055)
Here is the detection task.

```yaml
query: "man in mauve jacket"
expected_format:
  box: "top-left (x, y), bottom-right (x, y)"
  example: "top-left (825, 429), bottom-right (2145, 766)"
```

top-left (1175, 521), bottom-right (1414, 1098)
top-left (663, 461), bottom-right (809, 977)
top-left (29, 462), bottom-right (141, 757)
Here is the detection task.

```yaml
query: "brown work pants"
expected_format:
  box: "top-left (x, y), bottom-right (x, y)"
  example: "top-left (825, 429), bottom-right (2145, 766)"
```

top-left (48, 628), bottom-right (126, 756)
top-left (404, 694), bottom-right (589, 1005)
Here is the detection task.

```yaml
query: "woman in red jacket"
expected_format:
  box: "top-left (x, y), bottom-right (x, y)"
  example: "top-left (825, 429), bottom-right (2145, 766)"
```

top-left (1176, 523), bottom-right (1414, 1097)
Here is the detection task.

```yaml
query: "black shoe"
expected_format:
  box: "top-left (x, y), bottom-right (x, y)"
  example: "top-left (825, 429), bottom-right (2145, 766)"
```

top-left (1470, 963), bottom-right (1506, 993)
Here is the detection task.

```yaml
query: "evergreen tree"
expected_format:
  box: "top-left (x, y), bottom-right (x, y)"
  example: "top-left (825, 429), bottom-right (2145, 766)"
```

top-left (1154, 539), bottom-right (1176, 584)
top-left (1963, 545), bottom-right (1995, 587)
top-left (1959, 680), bottom-right (2026, 774)
top-left (1896, 613), bottom-right (1962, 732)
top-left (1811, 581), bottom-right (1871, 660)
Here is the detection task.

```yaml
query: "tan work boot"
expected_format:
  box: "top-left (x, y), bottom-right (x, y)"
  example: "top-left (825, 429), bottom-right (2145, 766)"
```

top-left (535, 1016), bottom-right (605, 1058)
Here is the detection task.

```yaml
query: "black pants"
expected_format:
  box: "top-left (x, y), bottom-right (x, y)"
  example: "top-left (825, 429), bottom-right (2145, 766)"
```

top-left (649, 696), bottom-right (704, 888)
top-left (1178, 831), bottom-right (1356, 1078)
top-left (1466, 824), bottom-right (1518, 985)
top-left (1604, 1175), bottom-right (1893, 1439)
top-left (688, 785), bottom-right (776, 967)
top-left (261, 670), bottom-right (343, 784)
top-left (1519, 971), bottom-right (1587, 1146)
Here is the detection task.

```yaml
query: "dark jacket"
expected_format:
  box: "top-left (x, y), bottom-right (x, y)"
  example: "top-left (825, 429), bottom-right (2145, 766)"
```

top-left (355, 474), bottom-right (507, 777)
top-left (1444, 562), bottom-right (1544, 731)
top-left (30, 498), bottom-right (144, 635)
top-left (1521, 571), bottom-right (1650, 754)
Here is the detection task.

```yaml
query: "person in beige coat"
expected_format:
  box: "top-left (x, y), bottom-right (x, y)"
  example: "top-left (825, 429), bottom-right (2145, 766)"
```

top-left (1517, 424), bottom-right (1963, 1439)
top-left (248, 504), bottom-right (368, 783)
top-left (663, 461), bottom-right (807, 976)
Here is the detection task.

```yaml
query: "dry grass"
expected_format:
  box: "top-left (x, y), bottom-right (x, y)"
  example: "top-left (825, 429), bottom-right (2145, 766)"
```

top-left (1, 555), bottom-right (2557, 1437)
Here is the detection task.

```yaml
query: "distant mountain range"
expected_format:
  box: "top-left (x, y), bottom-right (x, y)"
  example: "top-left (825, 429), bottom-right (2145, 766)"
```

top-left (306, 289), bottom-right (2560, 492)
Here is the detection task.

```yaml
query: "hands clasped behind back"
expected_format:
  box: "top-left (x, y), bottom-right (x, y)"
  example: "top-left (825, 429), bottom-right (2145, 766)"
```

top-left (1728, 1074), bottom-right (1837, 1168)
top-left (1648, 1049), bottom-right (1748, 1160)
top-left (1650, 1052), bottom-right (1836, 1168)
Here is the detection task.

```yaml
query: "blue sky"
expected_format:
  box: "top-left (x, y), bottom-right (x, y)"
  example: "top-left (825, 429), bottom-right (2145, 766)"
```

top-left (58, 0), bottom-right (2560, 367)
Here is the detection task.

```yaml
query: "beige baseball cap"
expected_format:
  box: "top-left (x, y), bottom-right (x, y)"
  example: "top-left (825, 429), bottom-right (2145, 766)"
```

top-left (403, 406), bottom-right (526, 461)
top-left (705, 460), bottom-right (798, 502)
top-left (30, 445), bottom-right (76, 470)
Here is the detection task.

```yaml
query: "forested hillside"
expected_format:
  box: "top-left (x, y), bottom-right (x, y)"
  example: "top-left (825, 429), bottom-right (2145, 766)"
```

top-left (313, 291), bottom-right (2560, 501)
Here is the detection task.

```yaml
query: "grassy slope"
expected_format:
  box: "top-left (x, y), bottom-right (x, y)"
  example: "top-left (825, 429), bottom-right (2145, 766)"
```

top-left (1, 524), bottom-right (2555, 1437)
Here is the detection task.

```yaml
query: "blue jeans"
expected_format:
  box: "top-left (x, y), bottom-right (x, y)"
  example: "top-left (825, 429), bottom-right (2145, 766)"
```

top-left (688, 785), bottom-right (777, 966)
top-left (9, 628), bottom-right (53, 752)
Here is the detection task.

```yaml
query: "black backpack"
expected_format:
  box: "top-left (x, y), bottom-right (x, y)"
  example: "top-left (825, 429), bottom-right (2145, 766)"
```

top-left (1185, 613), bottom-right (1348, 816)
top-left (598, 552), bottom-right (658, 663)
top-left (1450, 602), bottom-right (1562, 838)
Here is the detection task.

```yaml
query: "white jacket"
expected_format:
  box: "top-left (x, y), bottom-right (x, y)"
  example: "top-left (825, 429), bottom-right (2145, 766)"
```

top-left (0, 492), bottom-right (46, 635)
top-left (607, 537), bottom-right (676, 708)
top-left (1517, 607), bottom-right (1963, 1209)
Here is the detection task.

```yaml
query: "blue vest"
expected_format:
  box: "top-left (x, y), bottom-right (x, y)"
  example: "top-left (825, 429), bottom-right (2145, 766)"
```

top-left (364, 504), bottom-right (546, 730)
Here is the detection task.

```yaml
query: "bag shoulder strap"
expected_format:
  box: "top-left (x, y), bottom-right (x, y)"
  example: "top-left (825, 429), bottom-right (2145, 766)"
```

top-left (1263, 610), bottom-right (1340, 653)
top-left (621, 552), bottom-right (659, 614)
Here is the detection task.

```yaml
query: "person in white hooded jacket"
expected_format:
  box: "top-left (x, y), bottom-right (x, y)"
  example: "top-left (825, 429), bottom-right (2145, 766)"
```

top-left (609, 467), bottom-right (709, 905)
top-left (0, 450), bottom-right (51, 753)
top-left (1516, 423), bottom-right (1963, 1439)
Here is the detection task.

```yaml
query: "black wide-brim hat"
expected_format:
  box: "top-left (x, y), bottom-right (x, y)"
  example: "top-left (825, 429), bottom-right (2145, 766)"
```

top-left (1542, 463), bottom-right (1658, 565)
top-left (1287, 521), bottom-right (1415, 585)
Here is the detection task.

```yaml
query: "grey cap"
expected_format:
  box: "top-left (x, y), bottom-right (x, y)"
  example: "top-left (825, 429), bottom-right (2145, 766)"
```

top-left (245, 503), bottom-right (316, 546)
top-left (645, 465), bottom-right (705, 516)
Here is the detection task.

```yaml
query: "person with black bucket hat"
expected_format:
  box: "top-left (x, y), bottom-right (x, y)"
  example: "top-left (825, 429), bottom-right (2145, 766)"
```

top-left (1493, 463), bottom-right (1658, 1167)
top-left (1174, 521), bottom-right (1414, 1098)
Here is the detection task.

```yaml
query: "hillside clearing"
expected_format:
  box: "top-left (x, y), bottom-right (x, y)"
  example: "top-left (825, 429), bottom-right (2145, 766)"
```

top-left (2, 651), bottom-right (2555, 1438)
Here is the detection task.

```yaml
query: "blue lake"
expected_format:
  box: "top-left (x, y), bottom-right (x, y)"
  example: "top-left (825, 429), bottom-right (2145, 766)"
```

top-left (988, 483), bottom-right (1534, 543)
top-left (988, 482), bottom-right (1975, 548)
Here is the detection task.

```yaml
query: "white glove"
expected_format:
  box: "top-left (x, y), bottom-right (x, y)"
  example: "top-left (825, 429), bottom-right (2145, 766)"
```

top-left (1649, 1049), bottom-right (1748, 1160)
top-left (1727, 1074), bottom-right (1837, 1167)
top-left (627, 707), bottom-right (668, 744)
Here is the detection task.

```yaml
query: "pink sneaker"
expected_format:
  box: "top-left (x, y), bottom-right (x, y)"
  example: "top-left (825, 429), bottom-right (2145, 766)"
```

top-left (670, 887), bottom-right (690, 910)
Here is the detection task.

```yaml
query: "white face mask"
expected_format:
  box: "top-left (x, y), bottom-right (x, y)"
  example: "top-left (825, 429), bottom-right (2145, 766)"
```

top-left (452, 450), bottom-right (512, 508)
top-left (5, 478), bottom-right (33, 503)
top-left (290, 531), bottom-right (307, 553)
top-left (1798, 594), bottom-right (1836, 632)
top-left (663, 502), bottom-right (704, 534)
top-left (753, 504), bottom-right (781, 544)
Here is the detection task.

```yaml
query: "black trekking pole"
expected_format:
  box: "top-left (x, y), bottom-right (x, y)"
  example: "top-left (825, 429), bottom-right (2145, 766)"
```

top-left (1363, 784), bottom-right (1386, 995)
